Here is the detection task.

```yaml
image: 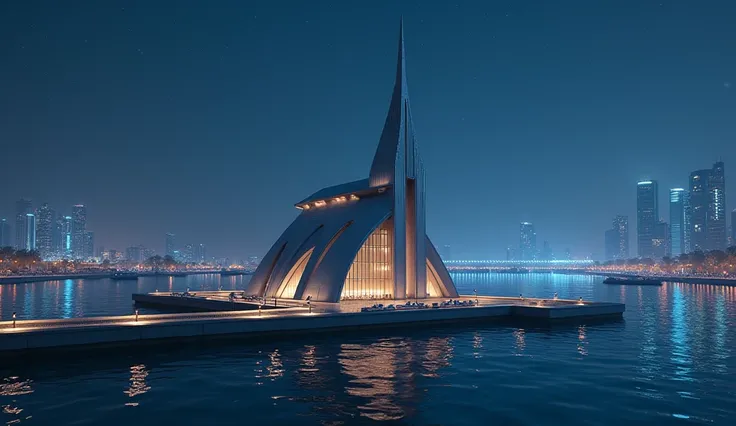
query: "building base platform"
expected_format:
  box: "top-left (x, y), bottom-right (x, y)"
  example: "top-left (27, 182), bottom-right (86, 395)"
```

top-left (0, 294), bottom-right (624, 354)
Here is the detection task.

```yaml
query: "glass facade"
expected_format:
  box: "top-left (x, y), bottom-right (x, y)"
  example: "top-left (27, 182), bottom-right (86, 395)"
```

top-left (276, 248), bottom-right (314, 299)
top-left (670, 189), bottom-right (686, 256)
top-left (341, 221), bottom-right (394, 300)
top-left (637, 181), bottom-right (659, 258)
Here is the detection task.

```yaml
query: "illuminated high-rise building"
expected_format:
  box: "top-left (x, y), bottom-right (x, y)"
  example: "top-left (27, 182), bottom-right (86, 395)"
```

top-left (183, 243), bottom-right (194, 262)
top-left (682, 191), bottom-right (692, 253)
top-left (126, 245), bottom-right (143, 262)
top-left (14, 198), bottom-right (32, 250)
top-left (35, 203), bottom-right (55, 259)
top-left (0, 219), bottom-right (11, 247)
top-left (688, 162), bottom-right (727, 251)
top-left (613, 215), bottom-right (629, 259)
top-left (604, 229), bottom-right (618, 261)
top-left (669, 189), bottom-right (687, 256)
top-left (59, 216), bottom-right (73, 258)
top-left (689, 169), bottom-right (709, 252)
top-left (71, 204), bottom-right (87, 258)
top-left (165, 233), bottom-right (176, 257)
top-left (707, 161), bottom-right (726, 250)
top-left (652, 220), bottom-right (670, 258)
top-left (519, 222), bottom-right (536, 260)
top-left (84, 231), bottom-right (94, 259)
top-left (194, 244), bottom-right (206, 263)
top-left (636, 181), bottom-right (658, 258)
top-left (22, 214), bottom-right (36, 251)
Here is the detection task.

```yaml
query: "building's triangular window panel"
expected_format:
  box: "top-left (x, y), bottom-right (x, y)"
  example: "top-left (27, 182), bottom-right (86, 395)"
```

top-left (276, 248), bottom-right (314, 299)
top-left (341, 220), bottom-right (394, 300)
top-left (426, 260), bottom-right (443, 298)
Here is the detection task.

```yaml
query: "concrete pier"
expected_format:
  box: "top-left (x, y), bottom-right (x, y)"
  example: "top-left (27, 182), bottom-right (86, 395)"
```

top-left (0, 295), bottom-right (623, 354)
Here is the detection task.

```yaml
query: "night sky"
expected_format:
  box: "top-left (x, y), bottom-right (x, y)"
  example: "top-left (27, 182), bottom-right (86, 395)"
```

top-left (1, 1), bottom-right (734, 260)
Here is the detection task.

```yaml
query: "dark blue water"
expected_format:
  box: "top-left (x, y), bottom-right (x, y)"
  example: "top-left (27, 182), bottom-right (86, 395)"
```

top-left (1, 273), bottom-right (735, 425)
top-left (0, 274), bottom-right (249, 320)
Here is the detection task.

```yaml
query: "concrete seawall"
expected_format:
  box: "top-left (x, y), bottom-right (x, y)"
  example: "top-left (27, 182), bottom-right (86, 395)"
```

top-left (0, 299), bottom-right (624, 354)
top-left (590, 272), bottom-right (736, 286)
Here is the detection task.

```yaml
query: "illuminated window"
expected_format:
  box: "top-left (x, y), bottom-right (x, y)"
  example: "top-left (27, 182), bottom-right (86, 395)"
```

top-left (341, 220), bottom-right (394, 300)
top-left (426, 260), bottom-right (443, 297)
top-left (275, 248), bottom-right (314, 299)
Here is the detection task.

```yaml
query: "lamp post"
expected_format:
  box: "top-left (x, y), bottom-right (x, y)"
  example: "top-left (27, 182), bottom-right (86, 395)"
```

top-left (307, 295), bottom-right (312, 313)
top-left (474, 289), bottom-right (478, 306)
top-left (135, 309), bottom-right (139, 322)
top-left (259, 304), bottom-right (262, 316)
top-left (12, 312), bottom-right (16, 328)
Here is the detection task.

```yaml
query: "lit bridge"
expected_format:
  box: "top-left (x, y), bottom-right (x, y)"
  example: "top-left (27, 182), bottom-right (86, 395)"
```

top-left (443, 259), bottom-right (595, 271)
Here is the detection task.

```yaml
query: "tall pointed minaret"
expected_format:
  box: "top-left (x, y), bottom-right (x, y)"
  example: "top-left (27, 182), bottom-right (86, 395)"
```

top-left (369, 20), bottom-right (427, 299)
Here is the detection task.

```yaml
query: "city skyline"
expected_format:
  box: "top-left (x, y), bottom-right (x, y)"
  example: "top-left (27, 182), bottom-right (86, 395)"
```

top-left (2, 2), bottom-right (735, 260)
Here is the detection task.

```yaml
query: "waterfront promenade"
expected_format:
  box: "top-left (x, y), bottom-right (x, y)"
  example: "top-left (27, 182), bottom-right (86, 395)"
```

top-left (0, 270), bottom-right (232, 285)
top-left (0, 295), bottom-right (623, 354)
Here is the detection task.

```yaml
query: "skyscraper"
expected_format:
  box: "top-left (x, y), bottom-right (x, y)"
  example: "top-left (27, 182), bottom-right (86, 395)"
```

top-left (60, 216), bottom-right (72, 258)
top-left (84, 231), bottom-right (94, 259)
top-left (14, 199), bottom-right (32, 249)
top-left (683, 191), bottom-right (692, 253)
top-left (652, 220), bottom-right (670, 258)
top-left (183, 243), bottom-right (194, 262)
top-left (689, 169), bottom-right (709, 251)
top-left (669, 189), bottom-right (687, 257)
top-left (23, 214), bottom-right (36, 251)
top-left (708, 161), bottom-right (726, 250)
top-left (194, 244), bottom-right (206, 263)
top-left (613, 215), bottom-right (629, 259)
top-left (35, 203), bottom-right (55, 259)
top-left (688, 162), bottom-right (728, 251)
top-left (637, 181), bottom-right (658, 258)
top-left (126, 245), bottom-right (143, 262)
top-left (71, 204), bottom-right (87, 258)
top-left (165, 233), bottom-right (176, 257)
top-left (604, 229), bottom-right (618, 261)
top-left (0, 219), bottom-right (10, 247)
top-left (519, 222), bottom-right (536, 260)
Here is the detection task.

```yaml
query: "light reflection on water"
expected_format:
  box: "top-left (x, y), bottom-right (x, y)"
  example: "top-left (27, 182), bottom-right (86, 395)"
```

top-left (124, 365), bottom-right (151, 406)
top-left (0, 274), bottom-right (250, 320)
top-left (0, 273), bottom-right (734, 425)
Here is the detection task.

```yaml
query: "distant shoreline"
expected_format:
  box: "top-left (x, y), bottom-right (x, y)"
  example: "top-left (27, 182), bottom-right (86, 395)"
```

top-left (588, 272), bottom-right (736, 286)
top-left (0, 270), bottom-right (231, 285)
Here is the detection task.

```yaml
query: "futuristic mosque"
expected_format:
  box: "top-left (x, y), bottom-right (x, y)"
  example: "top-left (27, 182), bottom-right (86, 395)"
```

top-left (245, 22), bottom-right (459, 304)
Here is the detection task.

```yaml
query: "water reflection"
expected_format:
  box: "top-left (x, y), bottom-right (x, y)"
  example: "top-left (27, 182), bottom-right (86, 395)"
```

top-left (513, 328), bottom-right (526, 355)
top-left (671, 286), bottom-right (694, 383)
top-left (0, 377), bottom-right (33, 424)
top-left (713, 292), bottom-right (728, 374)
top-left (577, 325), bottom-right (588, 356)
top-left (421, 337), bottom-right (453, 378)
top-left (267, 350), bottom-right (284, 379)
top-left (339, 339), bottom-right (403, 421)
top-left (0, 274), bottom-right (734, 424)
top-left (62, 279), bottom-right (73, 318)
top-left (124, 365), bottom-right (151, 406)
